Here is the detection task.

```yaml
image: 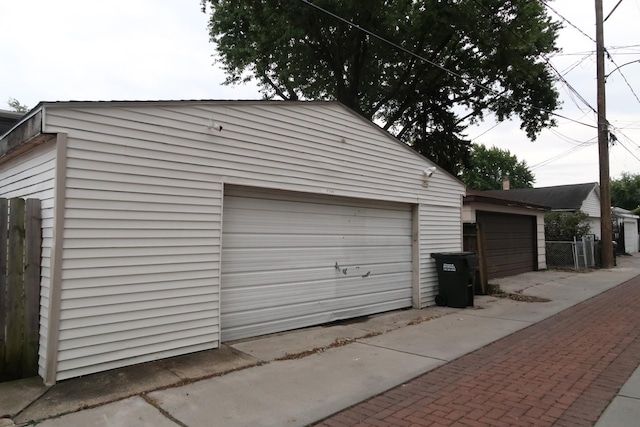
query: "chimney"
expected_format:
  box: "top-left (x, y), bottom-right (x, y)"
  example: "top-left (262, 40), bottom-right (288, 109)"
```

top-left (502, 178), bottom-right (510, 190)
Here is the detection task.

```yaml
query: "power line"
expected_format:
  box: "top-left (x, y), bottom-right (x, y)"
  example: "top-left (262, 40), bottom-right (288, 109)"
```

top-left (470, 121), bottom-right (503, 142)
top-left (298, 0), bottom-right (598, 130)
top-left (604, 0), bottom-right (625, 22)
top-left (560, 54), bottom-right (593, 76)
top-left (469, 0), bottom-right (598, 115)
top-left (605, 57), bottom-right (640, 105)
top-left (615, 138), bottom-right (640, 162)
top-left (540, 0), bottom-right (596, 44)
top-left (529, 138), bottom-right (596, 170)
top-left (549, 127), bottom-right (596, 146)
top-left (551, 51), bottom-right (596, 56)
top-left (613, 128), bottom-right (640, 150)
top-left (609, 44), bottom-right (640, 49)
top-left (540, 0), bottom-right (640, 108)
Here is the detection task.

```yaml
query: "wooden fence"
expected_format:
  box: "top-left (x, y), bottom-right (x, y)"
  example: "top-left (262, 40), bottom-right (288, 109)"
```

top-left (462, 222), bottom-right (488, 294)
top-left (0, 198), bottom-right (41, 382)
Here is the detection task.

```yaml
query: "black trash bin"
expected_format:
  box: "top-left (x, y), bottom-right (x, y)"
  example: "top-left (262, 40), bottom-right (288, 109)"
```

top-left (431, 252), bottom-right (478, 308)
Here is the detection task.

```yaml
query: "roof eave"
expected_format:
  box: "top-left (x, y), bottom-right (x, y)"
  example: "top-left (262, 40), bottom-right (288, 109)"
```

top-left (0, 107), bottom-right (55, 165)
top-left (463, 193), bottom-right (550, 211)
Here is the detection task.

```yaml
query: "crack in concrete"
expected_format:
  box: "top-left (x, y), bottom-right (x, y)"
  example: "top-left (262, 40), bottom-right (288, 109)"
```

top-left (140, 395), bottom-right (188, 427)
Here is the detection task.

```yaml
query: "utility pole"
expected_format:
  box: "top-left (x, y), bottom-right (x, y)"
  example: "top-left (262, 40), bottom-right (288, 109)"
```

top-left (596, 0), bottom-right (614, 268)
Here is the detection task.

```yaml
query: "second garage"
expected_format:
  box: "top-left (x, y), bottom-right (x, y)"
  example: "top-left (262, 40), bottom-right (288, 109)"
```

top-left (476, 211), bottom-right (537, 279)
top-left (463, 190), bottom-right (548, 283)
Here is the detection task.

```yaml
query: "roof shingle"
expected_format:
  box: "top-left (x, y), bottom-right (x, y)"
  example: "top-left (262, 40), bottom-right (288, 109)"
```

top-left (484, 182), bottom-right (599, 211)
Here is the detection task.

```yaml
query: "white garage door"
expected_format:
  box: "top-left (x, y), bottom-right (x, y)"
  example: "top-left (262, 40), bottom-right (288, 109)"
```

top-left (624, 219), bottom-right (639, 253)
top-left (221, 187), bottom-right (414, 341)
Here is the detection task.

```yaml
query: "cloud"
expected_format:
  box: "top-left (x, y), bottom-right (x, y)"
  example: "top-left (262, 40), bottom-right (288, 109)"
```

top-left (1, 0), bottom-right (637, 186)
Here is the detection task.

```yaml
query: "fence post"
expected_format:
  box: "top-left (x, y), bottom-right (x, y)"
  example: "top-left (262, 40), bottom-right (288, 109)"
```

top-left (23, 199), bottom-right (41, 377)
top-left (0, 198), bottom-right (7, 380)
top-left (5, 198), bottom-right (26, 379)
top-left (0, 198), bottom-right (41, 382)
top-left (582, 236), bottom-right (588, 269)
top-left (476, 223), bottom-right (489, 293)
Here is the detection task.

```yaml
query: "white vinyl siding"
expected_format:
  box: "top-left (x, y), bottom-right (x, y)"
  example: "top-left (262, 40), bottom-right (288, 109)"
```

top-left (38, 101), bottom-right (464, 379)
top-left (419, 203), bottom-right (462, 306)
top-left (55, 140), bottom-right (222, 380)
top-left (43, 103), bottom-right (463, 205)
top-left (0, 140), bottom-right (56, 377)
top-left (580, 188), bottom-right (602, 239)
top-left (589, 219), bottom-right (601, 239)
top-left (580, 189), bottom-right (601, 218)
top-left (221, 187), bottom-right (413, 341)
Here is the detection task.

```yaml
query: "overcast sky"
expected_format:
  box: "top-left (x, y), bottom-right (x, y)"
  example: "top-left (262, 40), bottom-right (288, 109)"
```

top-left (1, 0), bottom-right (639, 188)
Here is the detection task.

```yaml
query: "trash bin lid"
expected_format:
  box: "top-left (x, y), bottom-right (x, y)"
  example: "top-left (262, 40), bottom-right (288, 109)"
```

top-left (431, 251), bottom-right (477, 259)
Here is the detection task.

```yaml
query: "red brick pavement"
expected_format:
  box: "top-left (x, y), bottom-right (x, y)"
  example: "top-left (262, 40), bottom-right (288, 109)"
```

top-left (313, 275), bottom-right (640, 427)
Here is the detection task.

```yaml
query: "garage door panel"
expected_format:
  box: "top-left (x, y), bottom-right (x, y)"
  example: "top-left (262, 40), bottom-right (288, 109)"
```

top-left (484, 241), bottom-right (533, 252)
top-left (223, 220), bottom-right (411, 236)
top-left (223, 288), bottom-right (413, 331)
top-left (224, 298), bottom-right (411, 342)
top-left (477, 211), bottom-right (536, 280)
top-left (224, 209), bottom-right (412, 227)
top-left (223, 262), bottom-right (413, 288)
top-left (222, 234), bottom-right (412, 249)
top-left (222, 272), bottom-right (413, 312)
top-left (225, 198), bottom-right (410, 232)
top-left (482, 244), bottom-right (534, 255)
top-left (221, 188), bottom-right (413, 341)
top-left (624, 220), bottom-right (638, 253)
top-left (225, 203), bottom-right (411, 224)
top-left (482, 251), bottom-right (533, 262)
top-left (222, 246), bottom-right (412, 274)
top-left (226, 195), bottom-right (411, 216)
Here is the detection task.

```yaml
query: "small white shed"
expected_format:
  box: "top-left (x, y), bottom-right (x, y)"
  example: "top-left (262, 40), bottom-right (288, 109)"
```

top-left (0, 100), bottom-right (465, 384)
top-left (612, 207), bottom-right (639, 253)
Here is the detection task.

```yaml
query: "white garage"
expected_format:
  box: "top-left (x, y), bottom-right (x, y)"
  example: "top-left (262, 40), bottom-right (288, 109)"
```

top-left (0, 100), bottom-right (465, 383)
top-left (613, 207), bottom-right (640, 254)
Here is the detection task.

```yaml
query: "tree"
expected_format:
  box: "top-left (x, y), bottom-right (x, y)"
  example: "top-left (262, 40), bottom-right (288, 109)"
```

top-left (611, 172), bottom-right (640, 211)
top-left (460, 144), bottom-right (534, 190)
top-left (7, 98), bottom-right (29, 113)
top-left (544, 211), bottom-right (592, 241)
top-left (201, 0), bottom-right (561, 175)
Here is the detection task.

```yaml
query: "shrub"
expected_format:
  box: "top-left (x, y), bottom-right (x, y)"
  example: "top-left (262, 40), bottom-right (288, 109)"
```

top-left (545, 211), bottom-right (592, 241)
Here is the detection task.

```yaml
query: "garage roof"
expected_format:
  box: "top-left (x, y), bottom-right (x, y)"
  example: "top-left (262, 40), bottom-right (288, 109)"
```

top-left (464, 189), bottom-right (549, 211)
top-left (483, 183), bottom-right (598, 211)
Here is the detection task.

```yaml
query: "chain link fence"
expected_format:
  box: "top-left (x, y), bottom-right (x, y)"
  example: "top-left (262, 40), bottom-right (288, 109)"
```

top-left (546, 236), bottom-right (597, 270)
top-left (546, 241), bottom-right (575, 268)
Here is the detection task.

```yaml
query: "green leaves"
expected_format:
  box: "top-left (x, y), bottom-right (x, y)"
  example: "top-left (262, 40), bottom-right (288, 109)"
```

top-left (202, 0), bottom-right (560, 175)
top-left (460, 143), bottom-right (535, 190)
top-left (611, 172), bottom-right (640, 211)
top-left (545, 211), bottom-right (592, 241)
top-left (7, 98), bottom-right (29, 113)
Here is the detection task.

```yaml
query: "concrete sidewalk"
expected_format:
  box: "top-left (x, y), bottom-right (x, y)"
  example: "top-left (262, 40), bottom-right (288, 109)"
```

top-left (2, 254), bottom-right (640, 427)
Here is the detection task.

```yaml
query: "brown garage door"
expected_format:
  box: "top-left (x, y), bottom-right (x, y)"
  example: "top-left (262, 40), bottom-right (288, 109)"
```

top-left (476, 211), bottom-right (536, 279)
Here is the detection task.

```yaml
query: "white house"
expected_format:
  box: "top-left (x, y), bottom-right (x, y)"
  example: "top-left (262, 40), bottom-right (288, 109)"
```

top-left (0, 100), bottom-right (465, 384)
